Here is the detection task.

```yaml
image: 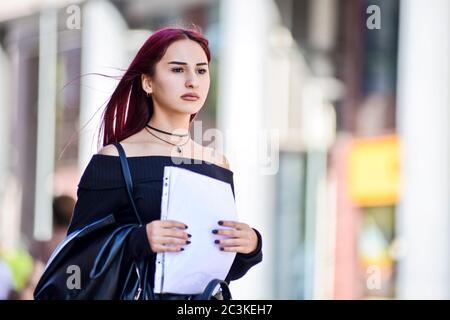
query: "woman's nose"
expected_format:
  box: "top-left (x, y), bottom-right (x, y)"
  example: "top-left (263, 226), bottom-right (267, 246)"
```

top-left (186, 79), bottom-right (199, 89)
top-left (185, 71), bottom-right (199, 88)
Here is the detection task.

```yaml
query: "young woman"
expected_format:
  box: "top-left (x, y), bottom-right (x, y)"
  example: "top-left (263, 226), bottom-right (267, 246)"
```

top-left (67, 27), bottom-right (263, 299)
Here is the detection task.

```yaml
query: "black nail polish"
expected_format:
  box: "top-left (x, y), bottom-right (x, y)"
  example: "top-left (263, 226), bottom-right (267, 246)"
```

top-left (218, 221), bottom-right (223, 225)
top-left (220, 247), bottom-right (224, 251)
top-left (214, 239), bottom-right (220, 244)
top-left (212, 229), bottom-right (218, 234)
top-left (186, 240), bottom-right (191, 244)
top-left (185, 225), bottom-right (188, 229)
top-left (180, 248), bottom-right (184, 251)
top-left (188, 233), bottom-right (192, 238)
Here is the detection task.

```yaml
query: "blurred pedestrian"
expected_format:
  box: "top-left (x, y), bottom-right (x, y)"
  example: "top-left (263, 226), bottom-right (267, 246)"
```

top-left (31, 195), bottom-right (75, 264)
top-left (0, 257), bottom-right (14, 300)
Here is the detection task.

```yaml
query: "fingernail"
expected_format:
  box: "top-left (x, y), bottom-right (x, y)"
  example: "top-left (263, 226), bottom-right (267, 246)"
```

top-left (220, 247), bottom-right (224, 251)
top-left (185, 225), bottom-right (188, 229)
top-left (186, 240), bottom-right (191, 244)
top-left (212, 229), bottom-right (218, 234)
top-left (214, 239), bottom-right (220, 244)
top-left (187, 233), bottom-right (192, 238)
top-left (218, 221), bottom-right (223, 225)
top-left (180, 248), bottom-right (185, 251)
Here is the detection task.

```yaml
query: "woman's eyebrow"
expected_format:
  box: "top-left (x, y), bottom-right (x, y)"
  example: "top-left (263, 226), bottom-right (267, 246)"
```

top-left (168, 61), bottom-right (208, 66)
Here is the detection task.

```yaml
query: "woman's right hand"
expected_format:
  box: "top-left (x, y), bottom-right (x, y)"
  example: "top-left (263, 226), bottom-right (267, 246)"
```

top-left (145, 220), bottom-right (191, 253)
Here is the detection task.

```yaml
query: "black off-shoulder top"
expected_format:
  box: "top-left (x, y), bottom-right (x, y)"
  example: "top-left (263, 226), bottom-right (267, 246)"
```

top-left (67, 154), bottom-right (263, 286)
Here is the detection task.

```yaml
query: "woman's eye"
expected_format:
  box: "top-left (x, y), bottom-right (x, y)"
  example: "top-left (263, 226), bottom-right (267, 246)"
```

top-left (171, 67), bottom-right (207, 74)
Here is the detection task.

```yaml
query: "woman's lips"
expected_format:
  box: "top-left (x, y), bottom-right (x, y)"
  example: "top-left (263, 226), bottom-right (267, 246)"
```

top-left (181, 95), bottom-right (199, 101)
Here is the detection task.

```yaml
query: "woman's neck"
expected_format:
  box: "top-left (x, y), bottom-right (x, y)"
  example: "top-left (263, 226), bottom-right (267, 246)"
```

top-left (147, 114), bottom-right (191, 136)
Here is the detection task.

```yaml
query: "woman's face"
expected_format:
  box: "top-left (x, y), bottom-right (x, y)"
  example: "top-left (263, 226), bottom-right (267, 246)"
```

top-left (143, 39), bottom-right (210, 117)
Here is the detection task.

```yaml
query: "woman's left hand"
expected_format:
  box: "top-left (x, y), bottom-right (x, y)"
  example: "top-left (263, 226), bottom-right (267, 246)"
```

top-left (212, 221), bottom-right (258, 254)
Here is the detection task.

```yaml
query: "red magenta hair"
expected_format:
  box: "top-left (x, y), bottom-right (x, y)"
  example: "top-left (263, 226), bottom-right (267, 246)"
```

top-left (98, 26), bottom-right (211, 148)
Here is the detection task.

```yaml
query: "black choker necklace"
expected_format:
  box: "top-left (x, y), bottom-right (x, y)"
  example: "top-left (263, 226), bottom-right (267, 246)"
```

top-left (144, 126), bottom-right (190, 154)
top-left (146, 124), bottom-right (189, 137)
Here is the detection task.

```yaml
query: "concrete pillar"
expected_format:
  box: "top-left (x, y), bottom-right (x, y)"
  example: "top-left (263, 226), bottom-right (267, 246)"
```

top-left (396, 0), bottom-right (450, 299)
top-left (33, 8), bottom-right (58, 240)
top-left (217, 0), bottom-right (278, 299)
top-left (79, 0), bottom-right (127, 171)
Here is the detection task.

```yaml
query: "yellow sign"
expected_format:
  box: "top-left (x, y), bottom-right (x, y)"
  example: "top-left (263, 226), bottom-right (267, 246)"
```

top-left (348, 135), bottom-right (400, 207)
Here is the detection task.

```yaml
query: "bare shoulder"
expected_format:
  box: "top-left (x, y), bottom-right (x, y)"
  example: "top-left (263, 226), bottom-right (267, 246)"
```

top-left (201, 145), bottom-right (230, 170)
top-left (97, 144), bottom-right (119, 156)
top-left (217, 151), bottom-right (230, 170)
top-left (97, 130), bottom-right (159, 157)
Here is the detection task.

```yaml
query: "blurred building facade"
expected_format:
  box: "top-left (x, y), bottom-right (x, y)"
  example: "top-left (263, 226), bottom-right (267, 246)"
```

top-left (0, 0), bottom-right (449, 299)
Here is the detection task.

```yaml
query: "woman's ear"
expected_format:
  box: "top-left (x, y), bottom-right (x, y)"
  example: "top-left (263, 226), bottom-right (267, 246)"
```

top-left (141, 74), bottom-right (153, 94)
